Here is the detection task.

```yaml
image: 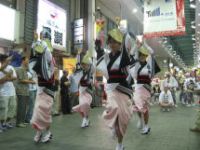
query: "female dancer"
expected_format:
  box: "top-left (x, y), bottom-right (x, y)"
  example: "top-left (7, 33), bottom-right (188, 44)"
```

top-left (130, 44), bottom-right (159, 134)
top-left (30, 30), bottom-right (55, 143)
top-left (72, 51), bottom-right (94, 128)
top-left (96, 28), bottom-right (133, 150)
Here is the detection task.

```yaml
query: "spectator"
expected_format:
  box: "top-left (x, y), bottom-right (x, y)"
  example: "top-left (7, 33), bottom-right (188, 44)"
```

top-left (60, 70), bottom-right (71, 114)
top-left (69, 68), bottom-right (79, 107)
top-left (0, 54), bottom-right (17, 132)
top-left (162, 72), bottom-right (178, 107)
top-left (159, 86), bottom-right (174, 112)
top-left (52, 68), bottom-right (60, 116)
top-left (152, 84), bottom-right (161, 104)
top-left (15, 56), bottom-right (35, 128)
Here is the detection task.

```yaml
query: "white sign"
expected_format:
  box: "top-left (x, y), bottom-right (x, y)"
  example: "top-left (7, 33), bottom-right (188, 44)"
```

top-left (0, 4), bottom-right (16, 41)
top-left (37, 0), bottom-right (67, 50)
top-left (143, 0), bottom-right (185, 37)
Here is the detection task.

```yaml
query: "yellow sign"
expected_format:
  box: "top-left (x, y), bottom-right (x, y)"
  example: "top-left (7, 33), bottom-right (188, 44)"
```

top-left (63, 57), bottom-right (77, 75)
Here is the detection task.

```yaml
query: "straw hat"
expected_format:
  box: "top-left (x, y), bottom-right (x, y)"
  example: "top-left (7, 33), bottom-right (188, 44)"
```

top-left (139, 46), bottom-right (149, 56)
top-left (82, 50), bottom-right (92, 64)
top-left (108, 28), bottom-right (123, 43)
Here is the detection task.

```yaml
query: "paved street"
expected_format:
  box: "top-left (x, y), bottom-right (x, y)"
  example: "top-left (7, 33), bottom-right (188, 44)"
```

top-left (0, 105), bottom-right (200, 150)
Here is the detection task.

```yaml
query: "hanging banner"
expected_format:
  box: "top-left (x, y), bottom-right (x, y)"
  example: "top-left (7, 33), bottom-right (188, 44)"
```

top-left (95, 18), bottom-right (105, 46)
top-left (143, 0), bottom-right (185, 38)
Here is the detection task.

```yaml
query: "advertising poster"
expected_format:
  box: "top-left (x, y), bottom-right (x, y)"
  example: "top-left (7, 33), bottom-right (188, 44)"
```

top-left (63, 58), bottom-right (76, 74)
top-left (143, 0), bottom-right (185, 38)
top-left (37, 0), bottom-right (67, 50)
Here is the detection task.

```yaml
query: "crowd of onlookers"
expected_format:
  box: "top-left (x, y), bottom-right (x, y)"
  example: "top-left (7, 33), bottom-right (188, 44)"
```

top-left (151, 69), bottom-right (200, 112)
top-left (0, 53), bottom-right (80, 133)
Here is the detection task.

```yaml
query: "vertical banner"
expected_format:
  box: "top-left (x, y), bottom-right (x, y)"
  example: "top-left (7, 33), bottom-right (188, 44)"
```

top-left (95, 18), bottom-right (105, 46)
top-left (144, 0), bottom-right (185, 38)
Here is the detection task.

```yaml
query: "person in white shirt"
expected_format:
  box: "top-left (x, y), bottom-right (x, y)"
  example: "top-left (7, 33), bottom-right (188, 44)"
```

top-left (0, 54), bottom-right (17, 132)
top-left (162, 72), bottom-right (178, 107)
top-left (159, 86), bottom-right (174, 111)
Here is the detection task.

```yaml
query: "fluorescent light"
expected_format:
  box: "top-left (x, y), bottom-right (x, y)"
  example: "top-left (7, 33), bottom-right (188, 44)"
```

top-left (132, 8), bottom-right (138, 13)
top-left (190, 4), bottom-right (196, 8)
top-left (191, 25), bottom-right (196, 29)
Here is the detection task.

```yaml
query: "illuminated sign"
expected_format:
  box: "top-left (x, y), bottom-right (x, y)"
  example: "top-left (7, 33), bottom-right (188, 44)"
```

top-left (0, 4), bottom-right (15, 41)
top-left (37, 0), bottom-right (67, 50)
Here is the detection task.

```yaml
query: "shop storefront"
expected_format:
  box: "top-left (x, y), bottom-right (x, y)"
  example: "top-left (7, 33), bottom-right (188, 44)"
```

top-left (24, 0), bottom-right (71, 68)
top-left (0, 3), bottom-right (17, 53)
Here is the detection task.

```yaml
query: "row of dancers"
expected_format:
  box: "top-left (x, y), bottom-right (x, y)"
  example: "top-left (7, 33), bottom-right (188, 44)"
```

top-left (30, 28), bottom-right (160, 150)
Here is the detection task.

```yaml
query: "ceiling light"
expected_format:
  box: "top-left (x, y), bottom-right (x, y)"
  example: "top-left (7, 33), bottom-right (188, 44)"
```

top-left (191, 25), bottom-right (196, 29)
top-left (169, 63), bottom-right (173, 68)
top-left (132, 8), bottom-right (138, 13)
top-left (163, 60), bottom-right (167, 63)
top-left (190, 4), bottom-right (196, 9)
top-left (192, 38), bottom-right (196, 40)
top-left (198, 13), bottom-right (200, 16)
top-left (197, 31), bottom-right (200, 34)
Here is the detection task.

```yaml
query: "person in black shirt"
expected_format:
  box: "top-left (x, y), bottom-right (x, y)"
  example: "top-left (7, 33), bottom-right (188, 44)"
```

top-left (60, 70), bottom-right (70, 114)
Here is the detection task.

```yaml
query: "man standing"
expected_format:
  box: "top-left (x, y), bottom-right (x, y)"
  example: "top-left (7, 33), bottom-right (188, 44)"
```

top-left (69, 68), bottom-right (79, 107)
top-left (15, 56), bottom-right (35, 127)
top-left (162, 72), bottom-right (178, 107)
top-left (60, 70), bottom-right (71, 114)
